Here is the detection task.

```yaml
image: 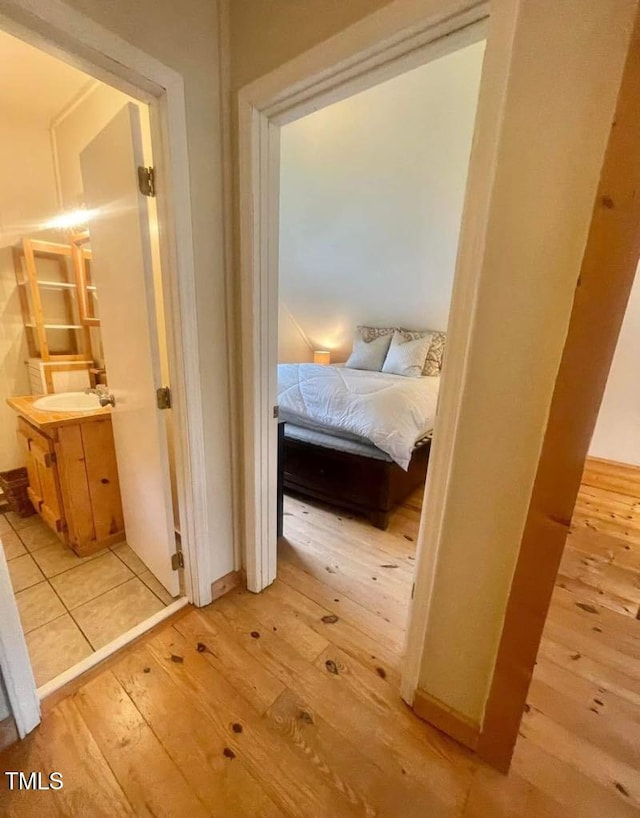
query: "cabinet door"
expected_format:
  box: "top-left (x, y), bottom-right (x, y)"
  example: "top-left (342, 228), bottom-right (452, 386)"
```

top-left (55, 425), bottom-right (95, 550)
top-left (27, 431), bottom-right (64, 535)
top-left (16, 427), bottom-right (43, 512)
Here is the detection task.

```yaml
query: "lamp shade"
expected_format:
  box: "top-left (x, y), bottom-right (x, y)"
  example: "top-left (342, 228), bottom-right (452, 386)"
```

top-left (313, 350), bottom-right (331, 365)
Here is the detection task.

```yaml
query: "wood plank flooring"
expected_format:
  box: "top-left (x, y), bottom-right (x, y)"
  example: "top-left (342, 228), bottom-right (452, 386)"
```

top-left (1, 457), bottom-right (639, 816)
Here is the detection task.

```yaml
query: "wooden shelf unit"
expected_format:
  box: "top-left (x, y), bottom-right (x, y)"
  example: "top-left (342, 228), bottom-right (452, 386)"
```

top-left (70, 230), bottom-right (99, 327)
top-left (13, 235), bottom-right (102, 393)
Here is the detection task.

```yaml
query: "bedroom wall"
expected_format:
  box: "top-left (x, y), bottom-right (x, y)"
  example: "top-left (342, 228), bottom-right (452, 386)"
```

top-left (0, 121), bottom-right (59, 471)
top-left (588, 263), bottom-right (640, 466)
top-left (278, 40), bottom-right (485, 361)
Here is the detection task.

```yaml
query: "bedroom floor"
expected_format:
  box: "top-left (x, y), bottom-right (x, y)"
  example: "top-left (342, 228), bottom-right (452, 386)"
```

top-left (1, 459), bottom-right (639, 816)
top-left (279, 458), bottom-right (640, 813)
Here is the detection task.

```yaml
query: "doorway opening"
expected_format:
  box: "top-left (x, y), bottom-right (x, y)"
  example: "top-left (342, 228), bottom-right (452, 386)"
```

top-left (276, 38), bottom-right (486, 654)
top-left (0, 28), bottom-right (185, 695)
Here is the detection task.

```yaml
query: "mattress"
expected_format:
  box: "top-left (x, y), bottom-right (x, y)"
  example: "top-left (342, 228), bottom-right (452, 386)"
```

top-left (277, 363), bottom-right (440, 469)
top-left (284, 422), bottom-right (393, 461)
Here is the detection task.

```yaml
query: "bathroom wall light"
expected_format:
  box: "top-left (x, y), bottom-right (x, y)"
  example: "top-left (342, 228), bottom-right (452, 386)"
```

top-left (313, 350), bottom-right (331, 365)
top-left (45, 208), bottom-right (97, 231)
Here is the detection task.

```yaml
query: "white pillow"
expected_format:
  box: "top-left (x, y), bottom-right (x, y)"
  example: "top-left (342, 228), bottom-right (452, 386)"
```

top-left (382, 331), bottom-right (433, 377)
top-left (345, 332), bottom-right (393, 371)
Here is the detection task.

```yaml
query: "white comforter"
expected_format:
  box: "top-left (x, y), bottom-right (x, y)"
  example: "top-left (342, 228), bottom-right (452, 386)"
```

top-left (277, 364), bottom-right (440, 470)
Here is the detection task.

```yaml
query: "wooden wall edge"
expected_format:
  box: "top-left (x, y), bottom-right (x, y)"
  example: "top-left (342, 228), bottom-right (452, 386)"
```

top-left (477, 3), bottom-right (640, 773)
top-left (413, 688), bottom-right (480, 751)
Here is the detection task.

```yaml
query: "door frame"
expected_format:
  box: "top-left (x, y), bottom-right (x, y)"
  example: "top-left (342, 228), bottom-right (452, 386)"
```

top-left (0, 0), bottom-right (212, 728)
top-left (238, 0), bottom-right (490, 594)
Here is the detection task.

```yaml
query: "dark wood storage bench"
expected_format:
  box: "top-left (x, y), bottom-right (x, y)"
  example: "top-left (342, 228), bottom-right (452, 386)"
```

top-left (281, 430), bottom-right (431, 530)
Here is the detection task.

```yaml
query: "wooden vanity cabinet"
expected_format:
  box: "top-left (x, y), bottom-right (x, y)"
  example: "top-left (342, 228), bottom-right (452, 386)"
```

top-left (16, 415), bottom-right (125, 556)
top-left (17, 417), bottom-right (63, 534)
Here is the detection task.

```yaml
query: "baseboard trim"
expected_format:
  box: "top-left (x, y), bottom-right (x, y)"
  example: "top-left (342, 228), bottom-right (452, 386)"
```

top-left (211, 569), bottom-right (242, 602)
top-left (0, 714), bottom-right (19, 752)
top-left (412, 688), bottom-right (480, 751)
top-left (584, 455), bottom-right (640, 471)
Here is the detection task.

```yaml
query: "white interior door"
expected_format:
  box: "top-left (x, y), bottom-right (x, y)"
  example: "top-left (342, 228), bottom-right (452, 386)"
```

top-left (80, 103), bottom-right (179, 596)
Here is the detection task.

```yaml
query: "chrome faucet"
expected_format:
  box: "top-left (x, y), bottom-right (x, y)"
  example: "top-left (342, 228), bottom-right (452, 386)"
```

top-left (85, 384), bottom-right (116, 407)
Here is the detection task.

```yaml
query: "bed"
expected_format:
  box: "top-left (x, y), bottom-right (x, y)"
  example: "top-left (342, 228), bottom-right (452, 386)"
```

top-left (277, 363), bottom-right (440, 529)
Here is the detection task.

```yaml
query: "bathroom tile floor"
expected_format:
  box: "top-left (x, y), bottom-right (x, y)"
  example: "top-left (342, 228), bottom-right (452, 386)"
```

top-left (1, 511), bottom-right (177, 687)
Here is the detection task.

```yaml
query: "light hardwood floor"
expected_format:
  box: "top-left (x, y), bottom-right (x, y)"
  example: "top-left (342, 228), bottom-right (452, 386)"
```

top-left (0, 458), bottom-right (639, 816)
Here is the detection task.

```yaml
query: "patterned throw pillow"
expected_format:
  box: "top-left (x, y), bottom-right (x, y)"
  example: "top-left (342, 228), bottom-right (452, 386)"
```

top-left (356, 325), bottom-right (396, 343)
top-left (398, 328), bottom-right (446, 376)
top-left (381, 331), bottom-right (433, 377)
top-left (423, 331), bottom-right (446, 376)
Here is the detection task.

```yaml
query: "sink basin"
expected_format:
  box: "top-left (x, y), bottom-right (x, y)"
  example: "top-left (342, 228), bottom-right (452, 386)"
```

top-left (33, 392), bottom-right (103, 412)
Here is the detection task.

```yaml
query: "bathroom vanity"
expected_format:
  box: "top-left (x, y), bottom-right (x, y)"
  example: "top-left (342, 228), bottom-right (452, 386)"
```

top-left (7, 395), bottom-right (125, 556)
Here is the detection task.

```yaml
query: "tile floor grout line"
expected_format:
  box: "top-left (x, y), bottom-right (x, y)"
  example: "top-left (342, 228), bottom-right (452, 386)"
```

top-left (110, 543), bottom-right (171, 607)
top-left (32, 545), bottom-right (120, 580)
top-left (16, 578), bottom-right (67, 636)
top-left (67, 606), bottom-right (101, 651)
top-left (110, 542), bottom-right (146, 576)
top-left (67, 574), bottom-right (169, 650)
top-left (24, 610), bottom-right (72, 637)
top-left (66, 572), bottom-right (151, 613)
top-left (5, 514), bottom-right (42, 536)
top-left (27, 610), bottom-right (93, 687)
top-left (45, 574), bottom-right (76, 618)
top-left (138, 573), bottom-right (172, 608)
top-left (56, 569), bottom-right (136, 613)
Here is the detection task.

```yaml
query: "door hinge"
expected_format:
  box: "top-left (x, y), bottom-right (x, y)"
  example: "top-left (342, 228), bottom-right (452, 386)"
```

top-left (171, 550), bottom-right (184, 571)
top-left (273, 405), bottom-right (279, 419)
top-left (138, 165), bottom-right (156, 197)
top-left (156, 386), bottom-right (172, 410)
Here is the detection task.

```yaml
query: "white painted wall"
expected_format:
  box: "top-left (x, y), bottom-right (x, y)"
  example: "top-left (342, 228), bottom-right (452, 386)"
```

top-left (0, 121), bottom-right (59, 471)
top-left (278, 40), bottom-right (485, 361)
top-left (589, 263), bottom-right (640, 466)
